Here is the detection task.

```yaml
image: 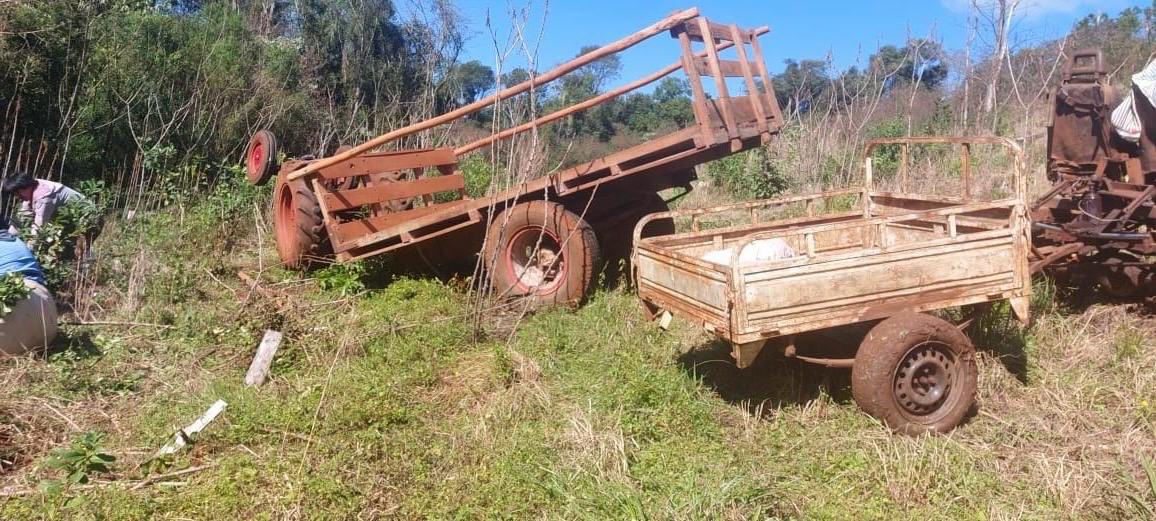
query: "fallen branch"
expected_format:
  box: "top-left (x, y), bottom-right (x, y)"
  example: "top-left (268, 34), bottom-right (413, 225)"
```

top-left (0, 464), bottom-right (217, 496)
top-left (128, 463), bottom-right (216, 491)
top-left (60, 321), bottom-right (174, 329)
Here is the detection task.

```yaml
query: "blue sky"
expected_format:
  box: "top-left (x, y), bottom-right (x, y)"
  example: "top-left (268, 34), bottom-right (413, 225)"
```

top-left (440, 0), bottom-right (1149, 83)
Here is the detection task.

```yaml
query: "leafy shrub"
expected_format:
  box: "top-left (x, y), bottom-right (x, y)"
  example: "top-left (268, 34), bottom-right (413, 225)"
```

top-left (315, 262), bottom-right (367, 296)
top-left (866, 116), bottom-right (906, 177)
top-left (44, 432), bottom-right (116, 486)
top-left (707, 148), bottom-right (789, 200)
top-left (0, 273), bottom-right (30, 316)
top-left (459, 154), bottom-right (495, 198)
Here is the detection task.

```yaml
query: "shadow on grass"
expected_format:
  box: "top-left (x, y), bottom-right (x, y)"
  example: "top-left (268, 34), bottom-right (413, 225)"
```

top-left (45, 329), bottom-right (103, 361)
top-left (965, 304), bottom-right (1032, 384)
top-left (677, 328), bottom-right (866, 417)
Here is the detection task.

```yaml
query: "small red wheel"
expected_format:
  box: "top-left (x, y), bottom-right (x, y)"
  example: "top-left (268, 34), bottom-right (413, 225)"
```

top-left (245, 130), bottom-right (279, 186)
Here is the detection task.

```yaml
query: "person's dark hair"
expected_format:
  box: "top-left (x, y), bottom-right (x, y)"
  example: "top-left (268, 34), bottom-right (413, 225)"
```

top-left (1, 170), bottom-right (35, 194)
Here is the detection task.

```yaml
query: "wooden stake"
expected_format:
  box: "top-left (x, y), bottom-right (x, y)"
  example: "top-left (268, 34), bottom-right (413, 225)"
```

top-left (244, 330), bottom-right (283, 387)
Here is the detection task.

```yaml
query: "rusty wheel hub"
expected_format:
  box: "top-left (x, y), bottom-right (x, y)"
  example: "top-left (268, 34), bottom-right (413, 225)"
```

top-left (894, 342), bottom-right (955, 415)
top-left (506, 227), bottom-right (565, 294)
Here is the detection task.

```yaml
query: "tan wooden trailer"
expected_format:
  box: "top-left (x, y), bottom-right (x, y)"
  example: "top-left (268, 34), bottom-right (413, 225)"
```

top-left (633, 136), bottom-right (1032, 434)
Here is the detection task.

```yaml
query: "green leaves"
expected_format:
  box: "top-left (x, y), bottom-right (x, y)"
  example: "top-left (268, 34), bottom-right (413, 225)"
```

top-left (0, 272), bottom-right (31, 317)
top-left (44, 431), bottom-right (117, 485)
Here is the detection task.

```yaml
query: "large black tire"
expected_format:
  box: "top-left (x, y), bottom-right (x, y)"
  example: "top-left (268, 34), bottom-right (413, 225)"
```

top-left (273, 173), bottom-right (331, 269)
top-left (485, 200), bottom-right (600, 307)
top-left (851, 312), bottom-right (978, 435)
top-left (245, 130), bottom-right (279, 186)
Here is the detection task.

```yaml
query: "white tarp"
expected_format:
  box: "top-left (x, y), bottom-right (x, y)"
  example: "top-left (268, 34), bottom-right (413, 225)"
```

top-left (0, 280), bottom-right (57, 356)
top-left (1111, 58), bottom-right (1156, 143)
top-left (701, 238), bottom-right (795, 266)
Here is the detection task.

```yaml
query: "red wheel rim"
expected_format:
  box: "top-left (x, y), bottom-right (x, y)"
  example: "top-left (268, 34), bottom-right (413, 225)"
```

top-left (504, 226), bottom-right (566, 294)
top-left (248, 141), bottom-right (264, 177)
top-left (274, 182), bottom-right (296, 254)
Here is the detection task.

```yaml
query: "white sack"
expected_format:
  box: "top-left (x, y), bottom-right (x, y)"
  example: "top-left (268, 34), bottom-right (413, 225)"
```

top-left (701, 238), bottom-right (795, 266)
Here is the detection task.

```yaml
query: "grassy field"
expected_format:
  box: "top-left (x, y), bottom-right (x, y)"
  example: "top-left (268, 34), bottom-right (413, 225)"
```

top-left (0, 181), bottom-right (1154, 520)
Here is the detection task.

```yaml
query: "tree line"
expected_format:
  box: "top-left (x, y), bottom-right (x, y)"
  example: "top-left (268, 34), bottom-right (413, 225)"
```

top-left (2, 0), bottom-right (1155, 209)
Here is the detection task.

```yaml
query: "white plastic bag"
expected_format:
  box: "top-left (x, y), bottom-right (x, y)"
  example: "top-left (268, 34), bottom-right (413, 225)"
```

top-left (701, 238), bottom-right (795, 266)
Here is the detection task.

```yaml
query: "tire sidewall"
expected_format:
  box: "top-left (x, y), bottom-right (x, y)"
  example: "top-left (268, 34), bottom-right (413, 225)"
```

top-left (851, 313), bottom-right (978, 435)
top-left (485, 201), bottom-right (599, 307)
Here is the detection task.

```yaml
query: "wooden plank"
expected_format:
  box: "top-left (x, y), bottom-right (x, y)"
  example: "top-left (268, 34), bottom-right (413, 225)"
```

top-left (681, 19), bottom-right (750, 43)
top-left (692, 57), bottom-right (760, 77)
top-left (244, 330), bottom-right (283, 387)
top-left (698, 18), bottom-right (738, 141)
top-left (330, 204), bottom-right (447, 248)
top-left (677, 28), bottom-right (712, 141)
top-left (729, 24), bottom-right (769, 134)
top-left (321, 175), bottom-right (465, 212)
top-left (316, 149), bottom-right (456, 180)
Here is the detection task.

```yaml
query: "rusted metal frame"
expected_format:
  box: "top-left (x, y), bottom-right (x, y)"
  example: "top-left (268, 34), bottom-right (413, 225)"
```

top-left (727, 200), bottom-right (1016, 266)
top-left (864, 135), bottom-right (1027, 205)
top-left (632, 188), bottom-right (862, 245)
top-left (746, 31), bottom-right (783, 128)
top-left (863, 135), bottom-right (1022, 154)
top-left (733, 282), bottom-right (1020, 345)
top-left (697, 18), bottom-right (740, 145)
top-left (743, 269), bottom-right (1017, 325)
top-left (677, 27), bottom-right (713, 145)
top-left (454, 31), bottom-right (767, 156)
top-left (638, 280), bottom-right (730, 333)
top-left (655, 212), bottom-right (865, 258)
top-left (740, 231), bottom-right (1015, 285)
top-left (1031, 178), bottom-right (1075, 210)
top-left (286, 7), bottom-right (701, 182)
top-left (639, 282), bottom-right (727, 327)
top-left (1029, 241), bottom-right (1084, 273)
top-left (899, 143), bottom-right (909, 192)
top-left (728, 24), bottom-right (768, 134)
top-left (1091, 184), bottom-right (1156, 234)
top-left (961, 142), bottom-right (972, 201)
top-left (791, 354), bottom-right (855, 368)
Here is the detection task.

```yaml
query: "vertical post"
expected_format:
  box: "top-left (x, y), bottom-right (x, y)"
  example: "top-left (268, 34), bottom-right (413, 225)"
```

top-left (729, 25), bottom-right (768, 134)
top-left (947, 213), bottom-right (958, 238)
top-left (698, 18), bottom-right (739, 147)
top-left (961, 143), bottom-right (972, 201)
top-left (747, 31), bottom-right (784, 126)
top-left (677, 26), bottom-right (711, 145)
top-left (805, 232), bottom-right (816, 257)
top-left (863, 157), bottom-right (874, 218)
top-left (900, 143), bottom-right (909, 193)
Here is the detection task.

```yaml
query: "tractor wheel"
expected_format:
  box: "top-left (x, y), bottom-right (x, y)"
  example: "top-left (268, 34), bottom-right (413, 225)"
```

top-left (273, 173), bottom-right (330, 269)
top-left (851, 312), bottom-right (978, 435)
top-left (374, 171), bottom-right (415, 213)
top-left (245, 130), bottom-right (279, 186)
top-left (485, 200), bottom-right (600, 308)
